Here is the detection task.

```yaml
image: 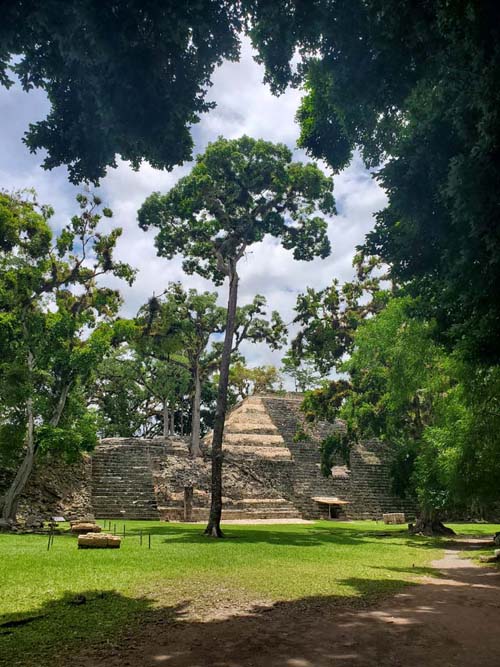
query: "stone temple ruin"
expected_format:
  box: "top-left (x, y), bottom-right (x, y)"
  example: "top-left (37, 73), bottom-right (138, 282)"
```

top-left (91, 393), bottom-right (415, 521)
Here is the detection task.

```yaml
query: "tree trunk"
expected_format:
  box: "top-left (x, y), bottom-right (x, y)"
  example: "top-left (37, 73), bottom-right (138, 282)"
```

top-left (170, 407), bottom-right (175, 435)
top-left (409, 511), bottom-right (456, 537)
top-left (163, 400), bottom-right (169, 438)
top-left (190, 363), bottom-right (202, 457)
top-left (204, 267), bottom-right (239, 537)
top-left (1, 394), bottom-right (35, 525)
top-left (1, 371), bottom-right (70, 526)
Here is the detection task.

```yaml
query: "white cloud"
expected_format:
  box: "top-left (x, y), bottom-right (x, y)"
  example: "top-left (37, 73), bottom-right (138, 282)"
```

top-left (0, 37), bottom-right (387, 375)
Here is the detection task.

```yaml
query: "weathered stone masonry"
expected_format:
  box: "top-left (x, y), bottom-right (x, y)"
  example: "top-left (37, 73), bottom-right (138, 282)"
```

top-left (90, 394), bottom-right (415, 521)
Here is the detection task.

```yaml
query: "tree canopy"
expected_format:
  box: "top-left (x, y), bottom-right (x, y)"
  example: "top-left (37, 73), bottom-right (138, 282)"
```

top-left (246, 0), bottom-right (500, 362)
top-left (0, 1), bottom-right (241, 183)
top-left (0, 191), bottom-right (134, 524)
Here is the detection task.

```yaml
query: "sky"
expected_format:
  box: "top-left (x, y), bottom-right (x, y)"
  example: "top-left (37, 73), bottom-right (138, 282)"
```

top-left (0, 38), bottom-right (387, 371)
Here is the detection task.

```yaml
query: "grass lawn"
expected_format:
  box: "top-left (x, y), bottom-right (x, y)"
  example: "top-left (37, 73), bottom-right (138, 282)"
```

top-left (0, 520), bottom-right (496, 666)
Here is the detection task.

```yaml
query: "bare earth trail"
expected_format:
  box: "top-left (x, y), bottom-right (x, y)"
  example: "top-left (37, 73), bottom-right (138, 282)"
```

top-left (76, 541), bottom-right (500, 667)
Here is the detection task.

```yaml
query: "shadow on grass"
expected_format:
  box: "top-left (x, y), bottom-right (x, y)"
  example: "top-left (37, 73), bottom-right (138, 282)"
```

top-left (3, 554), bottom-right (500, 667)
top-left (53, 522), bottom-right (442, 556)
top-left (0, 589), bottom-right (183, 667)
top-left (0, 576), bottom-right (412, 667)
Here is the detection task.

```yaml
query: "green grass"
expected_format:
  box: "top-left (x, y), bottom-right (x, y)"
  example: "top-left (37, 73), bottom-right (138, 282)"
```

top-left (0, 520), bottom-right (495, 666)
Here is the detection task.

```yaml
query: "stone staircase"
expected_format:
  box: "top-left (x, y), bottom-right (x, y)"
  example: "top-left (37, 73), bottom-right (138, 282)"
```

top-left (91, 440), bottom-right (160, 520)
top-left (260, 395), bottom-right (415, 520)
top-left (158, 497), bottom-right (300, 522)
top-left (90, 394), bottom-right (415, 522)
top-left (259, 395), bottom-right (345, 518)
top-left (219, 397), bottom-right (292, 460)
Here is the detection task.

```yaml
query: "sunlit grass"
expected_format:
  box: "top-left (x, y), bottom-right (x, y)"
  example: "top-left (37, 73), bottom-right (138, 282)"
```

top-left (1, 519), bottom-right (495, 665)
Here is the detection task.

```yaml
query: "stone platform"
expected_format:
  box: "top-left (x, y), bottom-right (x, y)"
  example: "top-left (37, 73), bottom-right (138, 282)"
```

top-left (90, 394), bottom-right (415, 521)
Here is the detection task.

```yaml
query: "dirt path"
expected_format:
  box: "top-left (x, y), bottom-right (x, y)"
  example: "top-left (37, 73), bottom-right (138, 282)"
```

top-left (76, 541), bottom-right (500, 667)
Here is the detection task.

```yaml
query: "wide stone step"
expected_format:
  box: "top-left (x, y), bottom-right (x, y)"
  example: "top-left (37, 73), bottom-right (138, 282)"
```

top-left (223, 433), bottom-right (284, 446)
top-left (224, 424), bottom-right (279, 435)
top-left (93, 499), bottom-right (156, 504)
top-left (92, 493), bottom-right (156, 498)
top-left (159, 507), bottom-right (301, 521)
top-left (94, 513), bottom-right (160, 520)
top-left (222, 446), bottom-right (292, 460)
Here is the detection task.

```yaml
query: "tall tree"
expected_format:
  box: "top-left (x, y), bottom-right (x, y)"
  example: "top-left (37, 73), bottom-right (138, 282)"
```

top-left (291, 253), bottom-right (389, 374)
top-left (227, 362), bottom-right (282, 402)
top-left (93, 345), bottom-right (191, 438)
top-left (246, 0), bottom-right (500, 362)
top-left (139, 283), bottom-right (286, 456)
top-left (0, 191), bottom-right (134, 525)
top-left (4, 4), bottom-right (499, 361)
top-left (138, 136), bottom-right (334, 535)
top-left (304, 295), bottom-right (500, 533)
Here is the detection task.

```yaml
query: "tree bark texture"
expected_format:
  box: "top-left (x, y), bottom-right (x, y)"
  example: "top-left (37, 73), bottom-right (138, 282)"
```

top-left (1, 363), bottom-right (71, 525)
top-left (190, 364), bottom-right (202, 457)
top-left (409, 512), bottom-right (456, 536)
top-left (204, 268), bottom-right (239, 537)
top-left (163, 400), bottom-right (169, 438)
top-left (184, 486), bottom-right (194, 522)
top-left (1, 394), bottom-right (35, 524)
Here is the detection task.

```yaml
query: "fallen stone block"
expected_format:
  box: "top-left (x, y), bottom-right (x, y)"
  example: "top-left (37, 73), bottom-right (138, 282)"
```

top-left (71, 522), bottom-right (101, 535)
top-left (383, 513), bottom-right (406, 525)
top-left (78, 533), bottom-right (121, 549)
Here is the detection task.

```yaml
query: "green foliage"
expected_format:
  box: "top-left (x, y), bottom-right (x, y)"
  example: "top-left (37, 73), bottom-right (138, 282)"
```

top-left (301, 379), bottom-right (351, 424)
top-left (247, 1), bottom-right (500, 362)
top-left (292, 253), bottom-right (390, 374)
top-left (93, 345), bottom-right (191, 439)
top-left (227, 362), bottom-right (282, 403)
top-left (339, 298), bottom-right (499, 517)
top-left (320, 432), bottom-right (351, 477)
top-left (138, 136), bottom-right (334, 284)
top-left (281, 348), bottom-right (321, 392)
top-left (292, 427), bottom-right (310, 444)
top-left (96, 282), bottom-right (287, 441)
top-left (0, 191), bottom-right (134, 466)
top-left (0, 2), bottom-right (242, 183)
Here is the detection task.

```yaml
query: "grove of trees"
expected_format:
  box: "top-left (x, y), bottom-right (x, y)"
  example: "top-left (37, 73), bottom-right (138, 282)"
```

top-left (1, 1), bottom-right (499, 535)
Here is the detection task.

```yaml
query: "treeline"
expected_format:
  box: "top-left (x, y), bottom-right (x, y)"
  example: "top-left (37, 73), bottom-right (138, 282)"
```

top-left (1, 1), bottom-right (499, 534)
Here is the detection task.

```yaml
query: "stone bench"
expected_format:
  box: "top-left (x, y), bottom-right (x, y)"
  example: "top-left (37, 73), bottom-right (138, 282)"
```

top-left (78, 533), bottom-right (121, 549)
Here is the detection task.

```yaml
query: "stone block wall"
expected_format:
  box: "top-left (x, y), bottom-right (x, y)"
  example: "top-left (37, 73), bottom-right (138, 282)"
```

top-left (0, 454), bottom-right (93, 524)
top-left (87, 393), bottom-right (417, 521)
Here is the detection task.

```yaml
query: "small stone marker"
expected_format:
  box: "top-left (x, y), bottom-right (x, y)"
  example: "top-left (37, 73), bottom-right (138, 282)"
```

top-left (71, 522), bottom-right (102, 535)
top-left (383, 513), bottom-right (406, 525)
top-left (78, 533), bottom-right (121, 549)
